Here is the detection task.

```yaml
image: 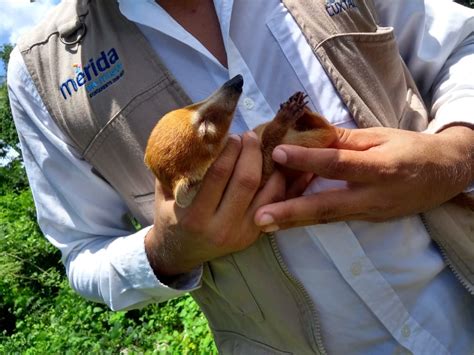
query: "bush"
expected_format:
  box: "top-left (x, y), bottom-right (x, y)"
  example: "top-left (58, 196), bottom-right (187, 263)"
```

top-left (455, 0), bottom-right (474, 7)
top-left (0, 190), bottom-right (217, 353)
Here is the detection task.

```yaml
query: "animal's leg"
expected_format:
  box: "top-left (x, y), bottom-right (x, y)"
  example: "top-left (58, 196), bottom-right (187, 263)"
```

top-left (260, 92), bottom-right (309, 183)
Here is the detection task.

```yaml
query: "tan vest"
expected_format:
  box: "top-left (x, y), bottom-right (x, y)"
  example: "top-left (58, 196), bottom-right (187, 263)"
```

top-left (18, 0), bottom-right (473, 353)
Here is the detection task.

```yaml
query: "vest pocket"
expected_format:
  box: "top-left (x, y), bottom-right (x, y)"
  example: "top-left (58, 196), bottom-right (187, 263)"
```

top-left (201, 255), bottom-right (264, 322)
top-left (214, 330), bottom-right (292, 355)
top-left (132, 192), bottom-right (156, 227)
top-left (266, 5), bottom-right (355, 126)
top-left (315, 26), bottom-right (427, 130)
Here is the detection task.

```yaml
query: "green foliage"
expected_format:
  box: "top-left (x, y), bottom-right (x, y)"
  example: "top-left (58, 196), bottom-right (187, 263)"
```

top-left (0, 85), bottom-right (18, 151)
top-left (0, 44), bottom-right (13, 85)
top-left (1, 44), bottom-right (18, 159)
top-left (0, 44), bottom-right (28, 194)
top-left (0, 44), bottom-right (216, 353)
top-left (0, 44), bottom-right (13, 66)
top-left (0, 175), bottom-right (217, 354)
top-left (454, 0), bottom-right (474, 7)
top-left (0, 154), bottom-right (29, 195)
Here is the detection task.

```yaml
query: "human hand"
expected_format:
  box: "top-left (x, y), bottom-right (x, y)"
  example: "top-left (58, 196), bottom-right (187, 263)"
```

top-left (145, 131), bottom-right (286, 277)
top-left (254, 126), bottom-right (474, 231)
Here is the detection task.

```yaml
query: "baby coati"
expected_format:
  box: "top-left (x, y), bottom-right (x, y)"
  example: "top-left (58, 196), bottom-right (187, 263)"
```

top-left (144, 75), bottom-right (473, 210)
top-left (144, 75), bottom-right (336, 207)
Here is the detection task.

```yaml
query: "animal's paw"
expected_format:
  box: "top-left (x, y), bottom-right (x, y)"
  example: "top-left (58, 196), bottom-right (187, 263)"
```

top-left (277, 92), bottom-right (309, 122)
top-left (174, 178), bottom-right (202, 208)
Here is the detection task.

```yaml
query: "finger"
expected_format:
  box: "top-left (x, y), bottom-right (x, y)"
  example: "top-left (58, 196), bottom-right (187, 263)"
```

top-left (154, 178), bottom-right (173, 201)
top-left (192, 134), bottom-right (242, 218)
top-left (333, 127), bottom-right (388, 150)
top-left (272, 145), bottom-right (386, 183)
top-left (217, 131), bottom-right (262, 219)
top-left (246, 171), bottom-right (286, 233)
top-left (285, 172), bottom-right (314, 199)
top-left (250, 170), bottom-right (286, 212)
top-left (154, 179), bottom-right (178, 219)
top-left (254, 188), bottom-right (370, 229)
top-left (261, 212), bottom-right (370, 231)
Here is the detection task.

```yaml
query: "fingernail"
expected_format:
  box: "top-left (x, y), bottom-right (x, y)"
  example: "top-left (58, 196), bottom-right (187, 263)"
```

top-left (246, 131), bottom-right (258, 140)
top-left (229, 134), bottom-right (241, 142)
top-left (263, 224), bottom-right (280, 233)
top-left (257, 213), bottom-right (274, 226)
top-left (272, 148), bottom-right (287, 164)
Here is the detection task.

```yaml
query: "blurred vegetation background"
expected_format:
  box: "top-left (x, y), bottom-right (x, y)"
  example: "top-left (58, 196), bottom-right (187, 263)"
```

top-left (1, 1), bottom-right (473, 353)
top-left (458, 0), bottom-right (474, 6)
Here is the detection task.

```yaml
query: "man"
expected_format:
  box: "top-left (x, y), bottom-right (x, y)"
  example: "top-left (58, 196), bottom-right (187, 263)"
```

top-left (8, 0), bottom-right (474, 353)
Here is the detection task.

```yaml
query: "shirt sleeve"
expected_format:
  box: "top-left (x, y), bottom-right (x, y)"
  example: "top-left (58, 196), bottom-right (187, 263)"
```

top-left (7, 47), bottom-right (202, 311)
top-left (374, 0), bottom-right (474, 133)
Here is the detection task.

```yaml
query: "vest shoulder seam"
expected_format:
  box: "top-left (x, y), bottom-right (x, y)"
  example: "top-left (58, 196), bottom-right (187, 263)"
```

top-left (18, 0), bottom-right (91, 53)
top-left (19, 32), bottom-right (61, 54)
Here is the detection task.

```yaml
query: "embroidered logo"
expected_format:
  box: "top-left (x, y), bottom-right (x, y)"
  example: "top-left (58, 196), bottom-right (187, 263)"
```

top-left (59, 48), bottom-right (125, 100)
top-left (325, 0), bottom-right (357, 17)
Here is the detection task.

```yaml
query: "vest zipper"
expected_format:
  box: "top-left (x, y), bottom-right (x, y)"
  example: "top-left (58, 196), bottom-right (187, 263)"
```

top-left (267, 233), bottom-right (328, 355)
top-left (420, 213), bottom-right (474, 295)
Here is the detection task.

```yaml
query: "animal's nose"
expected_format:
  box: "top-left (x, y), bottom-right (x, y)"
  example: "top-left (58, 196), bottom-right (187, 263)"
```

top-left (223, 74), bottom-right (244, 92)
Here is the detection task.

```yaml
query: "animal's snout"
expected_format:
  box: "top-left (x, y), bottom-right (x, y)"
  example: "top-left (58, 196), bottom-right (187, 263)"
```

top-left (206, 75), bottom-right (244, 115)
top-left (223, 74), bottom-right (244, 93)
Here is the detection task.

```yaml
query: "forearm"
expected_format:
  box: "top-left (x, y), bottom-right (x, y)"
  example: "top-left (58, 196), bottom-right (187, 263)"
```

top-left (429, 38), bottom-right (474, 134)
top-left (67, 227), bottom-right (202, 310)
top-left (434, 126), bottom-right (474, 191)
top-left (375, 1), bottom-right (474, 133)
top-left (375, 0), bottom-right (474, 98)
top-left (145, 225), bottom-right (205, 281)
top-left (67, 227), bottom-right (159, 308)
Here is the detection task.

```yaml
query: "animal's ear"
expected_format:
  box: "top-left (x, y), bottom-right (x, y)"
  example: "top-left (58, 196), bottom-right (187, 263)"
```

top-left (174, 178), bottom-right (202, 208)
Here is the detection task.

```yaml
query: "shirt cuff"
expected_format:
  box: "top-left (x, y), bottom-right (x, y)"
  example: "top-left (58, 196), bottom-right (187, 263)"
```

top-left (108, 226), bottom-right (203, 300)
top-left (426, 97), bottom-right (474, 134)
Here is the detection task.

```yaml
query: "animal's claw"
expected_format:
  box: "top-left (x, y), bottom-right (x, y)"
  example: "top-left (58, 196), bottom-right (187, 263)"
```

top-left (287, 92), bottom-right (308, 103)
top-left (277, 92), bottom-right (308, 121)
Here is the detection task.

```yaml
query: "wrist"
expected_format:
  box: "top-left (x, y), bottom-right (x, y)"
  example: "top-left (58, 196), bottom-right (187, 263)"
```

top-left (435, 125), bottom-right (474, 184)
top-left (145, 226), bottom-right (182, 281)
top-left (144, 225), bottom-right (203, 280)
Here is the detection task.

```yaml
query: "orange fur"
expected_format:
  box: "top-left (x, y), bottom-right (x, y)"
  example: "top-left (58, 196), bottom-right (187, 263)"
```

top-left (256, 92), bottom-right (337, 183)
top-left (145, 87), bottom-right (336, 206)
top-left (146, 107), bottom-right (224, 193)
top-left (145, 75), bottom-right (243, 206)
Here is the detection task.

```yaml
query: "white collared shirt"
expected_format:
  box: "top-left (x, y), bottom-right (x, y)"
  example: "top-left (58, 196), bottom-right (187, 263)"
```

top-left (8, 0), bottom-right (474, 353)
